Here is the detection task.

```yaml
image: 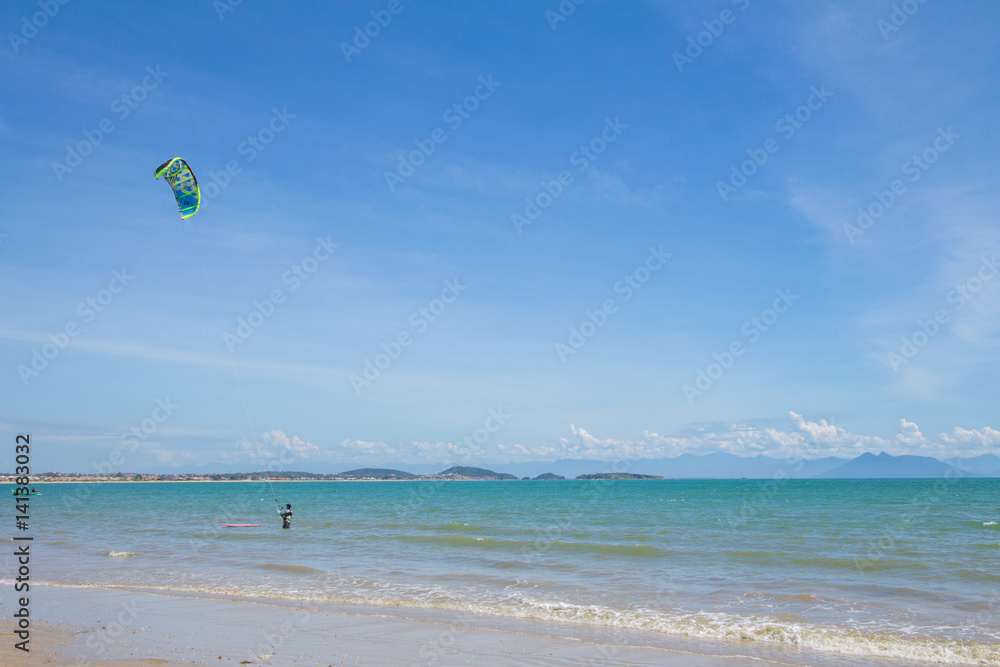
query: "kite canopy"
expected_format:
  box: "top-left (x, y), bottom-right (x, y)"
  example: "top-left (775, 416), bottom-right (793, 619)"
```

top-left (154, 157), bottom-right (200, 219)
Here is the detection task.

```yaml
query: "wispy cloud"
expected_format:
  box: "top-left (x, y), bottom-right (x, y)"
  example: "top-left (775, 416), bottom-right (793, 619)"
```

top-left (0, 326), bottom-right (342, 380)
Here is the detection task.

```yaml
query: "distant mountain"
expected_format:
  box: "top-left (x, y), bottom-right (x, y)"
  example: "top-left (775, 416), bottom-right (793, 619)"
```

top-left (818, 452), bottom-right (969, 478)
top-left (576, 473), bottom-right (664, 480)
top-left (153, 462), bottom-right (253, 475)
top-left (497, 459), bottom-right (610, 479)
top-left (794, 457), bottom-right (852, 477)
top-left (434, 466), bottom-right (518, 480)
top-left (532, 472), bottom-right (566, 480)
top-left (373, 462), bottom-right (449, 475)
top-left (334, 468), bottom-right (416, 480)
top-left (631, 453), bottom-right (846, 479)
top-left (488, 454), bottom-right (849, 479)
top-left (125, 455), bottom-right (849, 479)
top-left (947, 454), bottom-right (1000, 477)
top-left (432, 466), bottom-right (518, 480)
top-left (76, 452), bottom-right (999, 480)
top-left (152, 462), bottom-right (351, 475)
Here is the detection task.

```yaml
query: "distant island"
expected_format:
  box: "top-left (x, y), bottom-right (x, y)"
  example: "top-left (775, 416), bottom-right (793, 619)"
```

top-left (333, 468), bottom-right (417, 480)
top-left (4, 451), bottom-right (999, 483)
top-left (575, 473), bottom-right (664, 480)
top-left (0, 467), bottom-right (652, 484)
top-left (426, 466), bottom-right (519, 480)
top-left (0, 466), bottom-right (523, 483)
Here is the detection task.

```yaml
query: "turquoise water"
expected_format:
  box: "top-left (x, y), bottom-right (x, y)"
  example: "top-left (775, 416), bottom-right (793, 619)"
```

top-left (9, 479), bottom-right (1000, 663)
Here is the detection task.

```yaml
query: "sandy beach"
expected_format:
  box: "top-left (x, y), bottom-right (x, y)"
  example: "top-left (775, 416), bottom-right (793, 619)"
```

top-left (5, 480), bottom-right (997, 666)
top-left (0, 584), bottom-right (911, 667)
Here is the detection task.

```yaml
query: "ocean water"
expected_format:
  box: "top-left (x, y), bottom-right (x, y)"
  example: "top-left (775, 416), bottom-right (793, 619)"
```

top-left (9, 478), bottom-right (1000, 664)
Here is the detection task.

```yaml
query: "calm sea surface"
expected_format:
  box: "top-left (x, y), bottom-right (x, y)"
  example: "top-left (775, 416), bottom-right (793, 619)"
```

top-left (10, 479), bottom-right (1000, 664)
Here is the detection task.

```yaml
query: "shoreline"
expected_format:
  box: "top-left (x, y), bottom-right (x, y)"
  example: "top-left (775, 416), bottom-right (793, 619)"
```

top-left (2, 584), bottom-right (914, 667)
top-left (0, 585), bottom-right (778, 666)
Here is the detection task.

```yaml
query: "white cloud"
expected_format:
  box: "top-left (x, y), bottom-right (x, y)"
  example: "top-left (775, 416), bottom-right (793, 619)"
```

top-left (896, 418), bottom-right (924, 446)
top-left (939, 426), bottom-right (1000, 450)
top-left (527, 412), bottom-right (998, 462)
top-left (145, 448), bottom-right (181, 465)
top-left (261, 429), bottom-right (321, 460)
top-left (102, 414), bottom-right (1000, 471)
top-left (584, 167), bottom-right (659, 209)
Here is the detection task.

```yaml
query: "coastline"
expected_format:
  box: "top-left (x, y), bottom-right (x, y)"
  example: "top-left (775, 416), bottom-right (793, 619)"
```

top-left (0, 585), bottom-right (816, 667)
top-left (3, 584), bottom-right (912, 667)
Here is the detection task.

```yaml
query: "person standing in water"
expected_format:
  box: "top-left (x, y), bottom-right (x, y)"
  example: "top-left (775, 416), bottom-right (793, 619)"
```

top-left (279, 503), bottom-right (292, 529)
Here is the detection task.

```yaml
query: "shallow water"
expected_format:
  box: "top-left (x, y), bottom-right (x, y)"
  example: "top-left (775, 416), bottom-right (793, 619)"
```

top-left (9, 478), bottom-right (1000, 664)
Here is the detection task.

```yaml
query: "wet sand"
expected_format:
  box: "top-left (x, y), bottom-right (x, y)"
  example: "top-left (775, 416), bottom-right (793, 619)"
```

top-left (0, 584), bottom-right (893, 667)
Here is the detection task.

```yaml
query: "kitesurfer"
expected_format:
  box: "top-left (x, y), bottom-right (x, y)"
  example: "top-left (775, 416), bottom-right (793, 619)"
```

top-left (279, 503), bottom-right (292, 529)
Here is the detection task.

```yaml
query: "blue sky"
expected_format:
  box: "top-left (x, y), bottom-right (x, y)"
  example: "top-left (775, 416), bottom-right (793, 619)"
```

top-left (2, 1), bottom-right (999, 472)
